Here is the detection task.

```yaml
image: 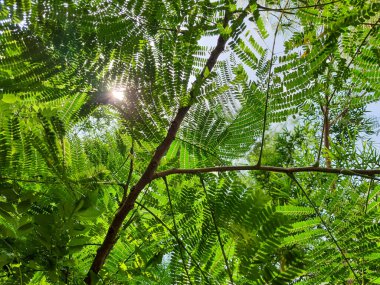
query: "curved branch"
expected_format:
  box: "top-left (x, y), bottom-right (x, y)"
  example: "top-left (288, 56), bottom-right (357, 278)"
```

top-left (154, 165), bottom-right (380, 180)
top-left (84, 8), bottom-right (236, 283)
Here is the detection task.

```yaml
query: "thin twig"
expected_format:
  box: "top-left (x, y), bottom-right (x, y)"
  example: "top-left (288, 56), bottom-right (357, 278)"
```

top-left (328, 17), bottom-right (380, 105)
top-left (258, 1), bottom-right (287, 166)
top-left (0, 176), bottom-right (124, 187)
top-left (164, 177), bottom-right (193, 285)
top-left (135, 201), bottom-right (211, 283)
top-left (200, 176), bottom-right (234, 285)
top-left (114, 239), bottom-right (147, 275)
top-left (315, 103), bottom-right (326, 166)
top-left (123, 140), bottom-right (134, 197)
top-left (257, 1), bottom-right (339, 11)
top-left (364, 179), bottom-right (374, 215)
top-left (288, 174), bottom-right (360, 284)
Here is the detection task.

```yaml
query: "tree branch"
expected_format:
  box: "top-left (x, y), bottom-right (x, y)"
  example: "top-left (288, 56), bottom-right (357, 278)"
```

top-left (135, 201), bottom-right (210, 283)
top-left (84, 106), bottom-right (191, 283)
top-left (200, 176), bottom-right (234, 284)
top-left (288, 174), bottom-right (360, 284)
top-left (328, 17), bottom-right (380, 105)
top-left (0, 177), bottom-right (124, 187)
top-left (257, 1), bottom-right (340, 12)
top-left (164, 177), bottom-right (193, 285)
top-left (123, 141), bottom-right (134, 197)
top-left (322, 98), bottom-right (331, 169)
top-left (153, 165), bottom-right (380, 180)
top-left (84, 9), bottom-right (234, 283)
top-left (258, 0), bottom-right (286, 166)
top-left (364, 179), bottom-right (374, 215)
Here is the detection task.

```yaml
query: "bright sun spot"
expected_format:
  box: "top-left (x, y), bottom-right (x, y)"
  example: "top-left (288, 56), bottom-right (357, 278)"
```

top-left (111, 89), bottom-right (125, 101)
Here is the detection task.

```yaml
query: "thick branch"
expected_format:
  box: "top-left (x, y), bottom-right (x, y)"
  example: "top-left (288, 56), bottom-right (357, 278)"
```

top-left (84, 106), bottom-right (190, 283)
top-left (84, 10), bottom-right (232, 284)
top-left (154, 165), bottom-right (380, 180)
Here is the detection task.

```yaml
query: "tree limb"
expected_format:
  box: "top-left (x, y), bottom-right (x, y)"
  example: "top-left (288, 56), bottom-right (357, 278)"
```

top-left (154, 165), bottom-right (380, 180)
top-left (84, 9), bottom-right (234, 284)
top-left (257, 1), bottom-right (340, 12)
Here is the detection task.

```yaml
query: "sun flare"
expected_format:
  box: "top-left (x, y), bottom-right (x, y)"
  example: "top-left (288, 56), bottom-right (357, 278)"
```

top-left (111, 89), bottom-right (125, 101)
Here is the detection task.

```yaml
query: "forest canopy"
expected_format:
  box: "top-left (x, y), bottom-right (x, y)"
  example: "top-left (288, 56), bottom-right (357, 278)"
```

top-left (0, 0), bottom-right (380, 284)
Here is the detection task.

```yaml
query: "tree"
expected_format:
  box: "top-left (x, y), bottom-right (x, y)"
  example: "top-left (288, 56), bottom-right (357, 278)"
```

top-left (0, 0), bottom-right (379, 284)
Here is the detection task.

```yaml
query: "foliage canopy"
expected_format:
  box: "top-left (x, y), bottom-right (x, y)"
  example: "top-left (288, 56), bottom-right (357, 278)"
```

top-left (0, 0), bottom-right (380, 284)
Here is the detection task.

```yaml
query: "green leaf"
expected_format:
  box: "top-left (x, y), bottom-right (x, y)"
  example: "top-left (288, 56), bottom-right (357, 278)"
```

top-left (250, 3), bottom-right (258, 12)
top-left (203, 66), bottom-right (210, 78)
top-left (166, 140), bottom-right (180, 160)
top-left (18, 222), bottom-right (34, 232)
top-left (1, 94), bottom-right (17, 103)
top-left (89, 271), bottom-right (100, 285)
top-left (229, 4), bottom-right (237, 12)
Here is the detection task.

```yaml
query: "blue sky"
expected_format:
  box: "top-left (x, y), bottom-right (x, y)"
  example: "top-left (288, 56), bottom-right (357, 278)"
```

top-left (198, 2), bottom-right (380, 153)
top-left (366, 101), bottom-right (380, 148)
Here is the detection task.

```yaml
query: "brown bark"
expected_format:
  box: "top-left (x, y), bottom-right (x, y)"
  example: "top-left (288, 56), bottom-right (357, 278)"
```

top-left (84, 11), bottom-right (231, 284)
top-left (83, 11), bottom-right (380, 285)
top-left (1, 165), bottom-right (379, 187)
top-left (323, 105), bottom-right (331, 168)
top-left (84, 107), bottom-right (190, 283)
top-left (153, 165), bottom-right (380, 179)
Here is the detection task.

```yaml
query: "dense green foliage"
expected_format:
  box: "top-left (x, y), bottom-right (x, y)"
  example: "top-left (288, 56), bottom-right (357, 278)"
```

top-left (0, 0), bottom-right (379, 284)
